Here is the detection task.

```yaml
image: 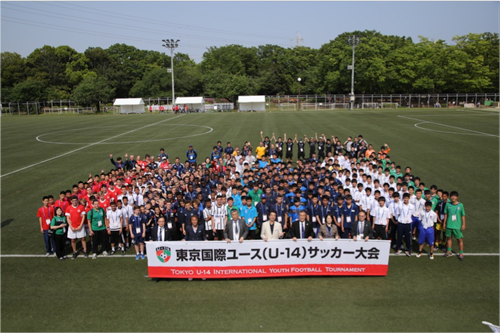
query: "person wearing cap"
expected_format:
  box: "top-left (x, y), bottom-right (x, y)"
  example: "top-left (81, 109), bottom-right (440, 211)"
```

top-left (186, 145), bottom-right (197, 165)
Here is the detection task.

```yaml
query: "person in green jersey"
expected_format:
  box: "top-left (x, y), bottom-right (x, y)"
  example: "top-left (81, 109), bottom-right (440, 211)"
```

top-left (87, 200), bottom-right (108, 259)
top-left (50, 207), bottom-right (68, 261)
top-left (248, 182), bottom-right (263, 206)
top-left (443, 191), bottom-right (466, 261)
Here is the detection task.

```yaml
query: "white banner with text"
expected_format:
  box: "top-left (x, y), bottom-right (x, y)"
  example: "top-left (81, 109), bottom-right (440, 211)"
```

top-left (146, 239), bottom-right (390, 279)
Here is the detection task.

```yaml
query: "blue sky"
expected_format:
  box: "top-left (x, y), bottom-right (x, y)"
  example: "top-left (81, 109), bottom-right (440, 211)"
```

top-left (1, 1), bottom-right (498, 63)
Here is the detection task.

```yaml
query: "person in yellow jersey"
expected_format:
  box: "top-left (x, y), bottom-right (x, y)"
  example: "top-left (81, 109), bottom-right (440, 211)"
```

top-left (255, 142), bottom-right (267, 160)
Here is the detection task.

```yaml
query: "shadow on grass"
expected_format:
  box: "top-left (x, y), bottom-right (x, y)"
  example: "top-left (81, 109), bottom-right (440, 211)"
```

top-left (1, 218), bottom-right (14, 228)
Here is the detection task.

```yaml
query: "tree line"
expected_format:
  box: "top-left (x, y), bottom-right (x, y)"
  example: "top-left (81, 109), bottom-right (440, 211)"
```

top-left (1, 30), bottom-right (498, 110)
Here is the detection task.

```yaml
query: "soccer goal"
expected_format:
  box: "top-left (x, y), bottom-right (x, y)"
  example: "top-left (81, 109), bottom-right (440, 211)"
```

top-left (381, 102), bottom-right (399, 109)
top-left (279, 103), bottom-right (297, 111)
top-left (330, 103), bottom-right (350, 109)
top-left (362, 102), bottom-right (381, 109)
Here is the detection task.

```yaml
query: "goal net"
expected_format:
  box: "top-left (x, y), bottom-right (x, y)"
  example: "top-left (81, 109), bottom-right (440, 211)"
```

top-left (279, 103), bottom-right (297, 111)
top-left (381, 102), bottom-right (399, 109)
top-left (330, 103), bottom-right (350, 109)
top-left (362, 102), bottom-right (380, 109)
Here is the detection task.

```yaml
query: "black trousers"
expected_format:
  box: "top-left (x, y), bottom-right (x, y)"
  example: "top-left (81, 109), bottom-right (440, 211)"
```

top-left (92, 229), bottom-right (109, 253)
top-left (389, 220), bottom-right (398, 247)
top-left (247, 230), bottom-right (257, 240)
top-left (54, 234), bottom-right (66, 259)
top-left (396, 223), bottom-right (412, 252)
top-left (374, 225), bottom-right (388, 240)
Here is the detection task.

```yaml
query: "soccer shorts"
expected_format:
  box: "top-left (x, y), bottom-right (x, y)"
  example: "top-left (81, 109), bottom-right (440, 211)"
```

top-left (418, 227), bottom-right (434, 245)
top-left (214, 230), bottom-right (224, 240)
top-left (445, 228), bottom-right (463, 239)
top-left (411, 216), bottom-right (420, 230)
top-left (67, 226), bottom-right (86, 239)
top-left (110, 230), bottom-right (121, 244)
top-left (132, 234), bottom-right (144, 244)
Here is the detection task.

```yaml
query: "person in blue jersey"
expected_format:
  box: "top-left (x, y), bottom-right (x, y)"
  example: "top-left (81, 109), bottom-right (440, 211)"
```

top-left (129, 206), bottom-right (147, 260)
top-left (186, 145), bottom-right (197, 165)
top-left (240, 196), bottom-right (258, 239)
top-left (341, 195), bottom-right (359, 238)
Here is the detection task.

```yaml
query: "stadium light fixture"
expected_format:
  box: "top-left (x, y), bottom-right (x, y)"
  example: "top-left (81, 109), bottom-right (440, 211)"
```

top-left (162, 39), bottom-right (180, 106)
top-left (347, 35), bottom-right (360, 110)
top-left (297, 77), bottom-right (302, 111)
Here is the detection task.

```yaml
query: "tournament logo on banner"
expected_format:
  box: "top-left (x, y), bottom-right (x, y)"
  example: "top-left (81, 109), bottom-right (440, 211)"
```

top-left (156, 246), bottom-right (171, 263)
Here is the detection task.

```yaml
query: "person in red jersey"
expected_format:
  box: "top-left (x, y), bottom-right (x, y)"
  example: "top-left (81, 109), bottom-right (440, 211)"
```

top-left (107, 181), bottom-right (119, 203)
top-left (54, 191), bottom-right (69, 212)
top-left (65, 196), bottom-right (88, 259)
top-left (37, 196), bottom-right (56, 256)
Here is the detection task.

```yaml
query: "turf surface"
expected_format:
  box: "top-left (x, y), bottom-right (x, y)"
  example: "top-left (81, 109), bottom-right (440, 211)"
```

top-left (1, 108), bottom-right (499, 331)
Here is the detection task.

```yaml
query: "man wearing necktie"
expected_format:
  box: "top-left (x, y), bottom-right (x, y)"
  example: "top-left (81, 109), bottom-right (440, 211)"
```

top-left (352, 211), bottom-right (373, 241)
top-left (223, 209), bottom-right (248, 243)
top-left (290, 211), bottom-right (314, 241)
top-left (150, 217), bottom-right (172, 242)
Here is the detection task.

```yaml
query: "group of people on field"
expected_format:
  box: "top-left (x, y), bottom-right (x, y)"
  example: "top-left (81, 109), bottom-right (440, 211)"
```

top-left (37, 131), bottom-right (466, 262)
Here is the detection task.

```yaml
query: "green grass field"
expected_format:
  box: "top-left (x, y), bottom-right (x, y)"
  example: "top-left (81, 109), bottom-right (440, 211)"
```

top-left (1, 108), bottom-right (499, 332)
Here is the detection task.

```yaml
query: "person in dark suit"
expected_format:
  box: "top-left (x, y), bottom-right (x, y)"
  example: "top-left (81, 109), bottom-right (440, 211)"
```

top-left (351, 211), bottom-right (373, 241)
top-left (150, 217), bottom-right (172, 242)
top-left (224, 209), bottom-right (248, 243)
top-left (290, 211), bottom-right (315, 241)
top-left (184, 216), bottom-right (206, 241)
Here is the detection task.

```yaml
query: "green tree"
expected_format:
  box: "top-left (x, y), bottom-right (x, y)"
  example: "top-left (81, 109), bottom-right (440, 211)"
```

top-left (1, 52), bottom-right (27, 101)
top-left (72, 74), bottom-right (115, 112)
top-left (10, 78), bottom-right (47, 102)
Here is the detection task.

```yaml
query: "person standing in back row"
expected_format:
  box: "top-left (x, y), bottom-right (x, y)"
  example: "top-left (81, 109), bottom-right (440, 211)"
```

top-left (186, 145), bottom-right (197, 165)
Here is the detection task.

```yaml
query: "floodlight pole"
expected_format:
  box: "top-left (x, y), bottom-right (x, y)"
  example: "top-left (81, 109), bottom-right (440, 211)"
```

top-left (297, 77), bottom-right (302, 111)
top-left (347, 35), bottom-right (360, 110)
top-left (162, 39), bottom-right (180, 106)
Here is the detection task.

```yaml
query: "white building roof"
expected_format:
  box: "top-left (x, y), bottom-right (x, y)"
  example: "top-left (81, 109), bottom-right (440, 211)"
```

top-left (113, 98), bottom-right (144, 106)
top-left (238, 95), bottom-right (265, 103)
top-left (175, 97), bottom-right (204, 104)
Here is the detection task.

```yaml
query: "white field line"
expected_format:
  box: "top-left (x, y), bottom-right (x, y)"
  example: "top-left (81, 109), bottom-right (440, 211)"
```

top-left (0, 114), bottom-right (185, 178)
top-left (397, 115), bottom-right (500, 138)
top-left (1, 253), bottom-right (498, 258)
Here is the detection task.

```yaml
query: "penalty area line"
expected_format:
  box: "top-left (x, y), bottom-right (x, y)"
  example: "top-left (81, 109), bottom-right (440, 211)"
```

top-left (0, 114), bottom-right (185, 178)
top-left (397, 115), bottom-right (499, 138)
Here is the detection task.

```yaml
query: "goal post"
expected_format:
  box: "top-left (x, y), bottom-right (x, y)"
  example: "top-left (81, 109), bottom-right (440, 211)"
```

top-left (278, 103), bottom-right (297, 111)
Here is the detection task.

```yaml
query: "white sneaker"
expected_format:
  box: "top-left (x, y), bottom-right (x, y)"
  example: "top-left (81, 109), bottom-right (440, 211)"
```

top-left (188, 278), bottom-right (193, 281)
top-left (416, 253), bottom-right (422, 258)
top-left (103, 251), bottom-right (108, 257)
top-left (92, 253), bottom-right (97, 260)
top-left (395, 250), bottom-right (402, 255)
top-left (45, 252), bottom-right (50, 257)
